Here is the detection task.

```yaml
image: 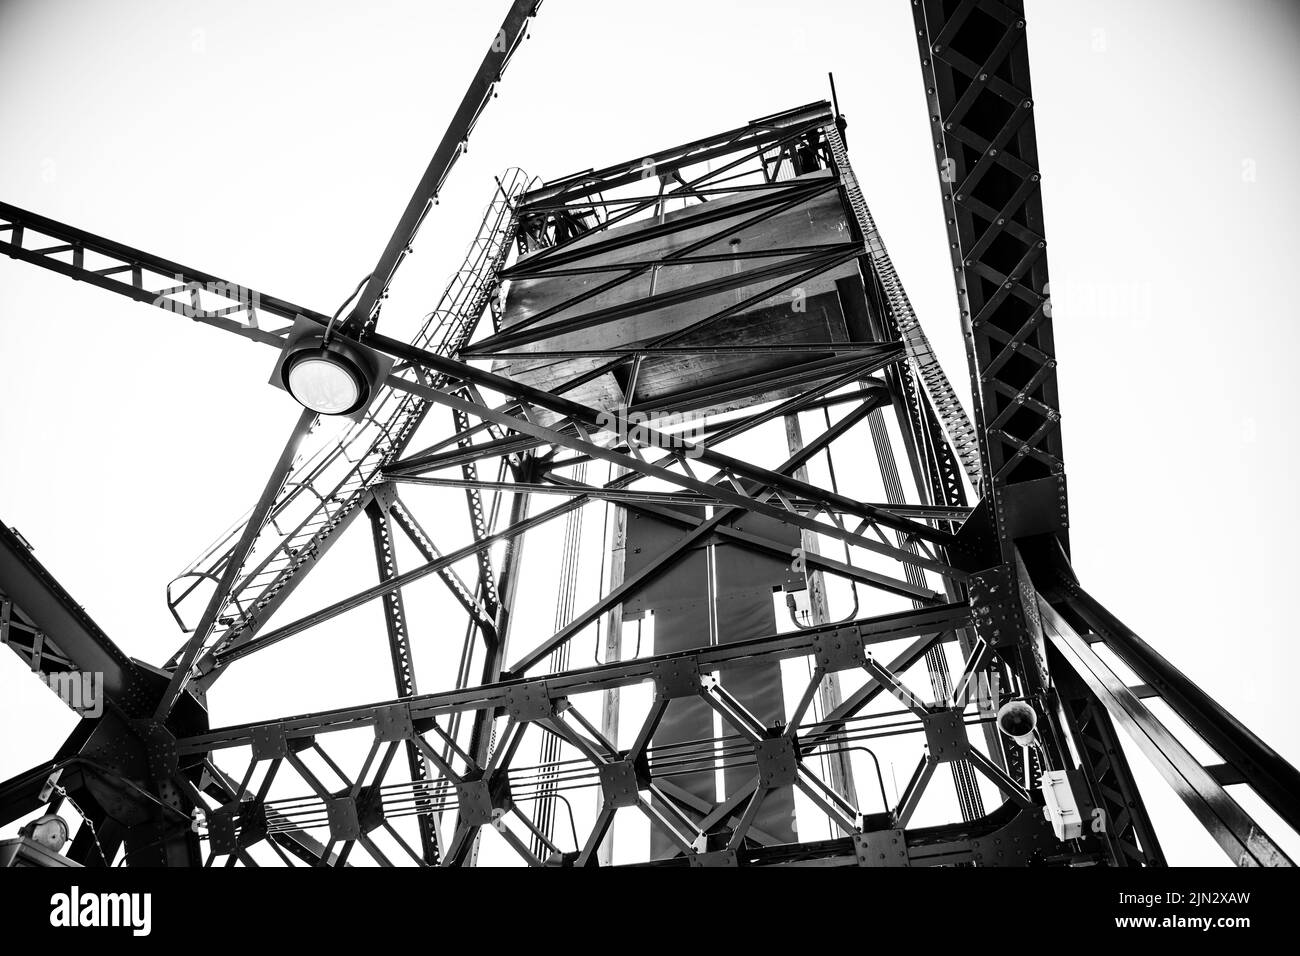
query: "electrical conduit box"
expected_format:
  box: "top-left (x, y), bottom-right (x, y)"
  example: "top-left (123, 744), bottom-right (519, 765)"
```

top-left (1040, 769), bottom-right (1085, 840)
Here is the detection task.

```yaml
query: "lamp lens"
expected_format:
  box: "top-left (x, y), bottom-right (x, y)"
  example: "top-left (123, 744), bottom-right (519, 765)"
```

top-left (287, 355), bottom-right (362, 414)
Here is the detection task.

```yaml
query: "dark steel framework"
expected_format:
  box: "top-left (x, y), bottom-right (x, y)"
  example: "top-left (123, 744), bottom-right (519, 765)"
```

top-left (1, 0), bottom-right (1297, 867)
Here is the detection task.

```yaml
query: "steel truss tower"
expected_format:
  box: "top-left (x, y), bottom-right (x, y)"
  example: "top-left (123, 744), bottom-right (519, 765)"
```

top-left (2, 0), bottom-right (1298, 868)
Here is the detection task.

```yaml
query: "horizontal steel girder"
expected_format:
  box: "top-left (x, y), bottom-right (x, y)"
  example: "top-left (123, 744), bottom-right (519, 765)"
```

top-left (177, 601), bottom-right (970, 756)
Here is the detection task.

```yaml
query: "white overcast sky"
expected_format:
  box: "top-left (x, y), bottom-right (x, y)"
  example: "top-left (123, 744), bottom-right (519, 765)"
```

top-left (2, 0), bottom-right (1299, 866)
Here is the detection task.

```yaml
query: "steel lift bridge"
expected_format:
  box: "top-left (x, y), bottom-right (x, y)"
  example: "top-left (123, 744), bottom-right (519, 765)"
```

top-left (2, 0), bottom-right (1298, 868)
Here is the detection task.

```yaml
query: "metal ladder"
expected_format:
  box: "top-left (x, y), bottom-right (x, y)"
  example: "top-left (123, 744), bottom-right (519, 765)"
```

top-left (823, 121), bottom-right (984, 490)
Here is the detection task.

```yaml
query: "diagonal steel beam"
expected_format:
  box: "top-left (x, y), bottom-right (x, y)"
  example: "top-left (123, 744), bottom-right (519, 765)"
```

top-left (0, 201), bottom-right (320, 346)
top-left (365, 497), bottom-right (442, 864)
top-left (470, 235), bottom-right (851, 354)
top-left (345, 0), bottom-right (540, 329)
top-left (383, 493), bottom-right (496, 639)
top-left (387, 472), bottom-right (965, 524)
top-left (506, 393), bottom-right (947, 674)
top-left (368, 331), bottom-right (950, 545)
top-left (1040, 598), bottom-right (1292, 867)
top-left (214, 493), bottom-right (584, 666)
top-left (379, 371), bottom-right (957, 581)
top-left (0, 524), bottom-right (138, 706)
top-left (155, 409), bottom-right (317, 720)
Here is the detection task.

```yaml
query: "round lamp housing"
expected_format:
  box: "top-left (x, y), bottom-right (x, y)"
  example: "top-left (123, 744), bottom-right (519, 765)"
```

top-left (995, 699), bottom-right (1038, 746)
top-left (280, 339), bottom-right (373, 416)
